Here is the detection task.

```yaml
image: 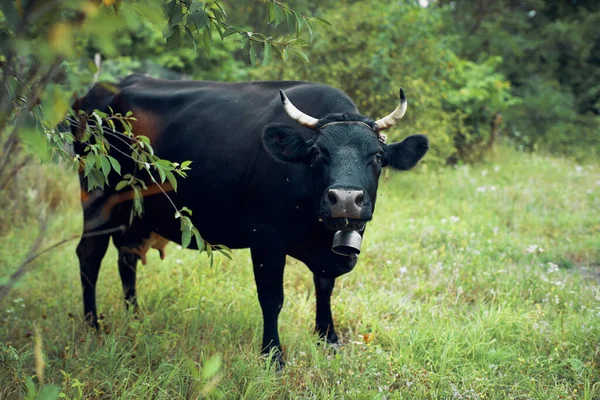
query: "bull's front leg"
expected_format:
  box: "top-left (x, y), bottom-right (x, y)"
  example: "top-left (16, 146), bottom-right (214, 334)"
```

top-left (250, 242), bottom-right (286, 367)
top-left (313, 274), bottom-right (339, 347)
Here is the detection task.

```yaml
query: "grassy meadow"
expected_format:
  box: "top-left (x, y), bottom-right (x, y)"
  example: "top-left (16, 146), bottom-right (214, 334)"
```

top-left (1, 147), bottom-right (599, 399)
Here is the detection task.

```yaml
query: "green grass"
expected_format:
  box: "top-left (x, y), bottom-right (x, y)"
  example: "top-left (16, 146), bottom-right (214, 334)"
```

top-left (1, 147), bottom-right (600, 399)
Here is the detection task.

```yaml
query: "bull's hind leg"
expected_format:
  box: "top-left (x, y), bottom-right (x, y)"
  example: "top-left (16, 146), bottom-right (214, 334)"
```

top-left (76, 233), bottom-right (110, 329)
top-left (118, 250), bottom-right (139, 311)
top-left (313, 275), bottom-right (339, 346)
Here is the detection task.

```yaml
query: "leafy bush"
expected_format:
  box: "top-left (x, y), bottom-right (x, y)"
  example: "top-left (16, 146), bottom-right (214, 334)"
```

top-left (250, 2), bottom-right (516, 165)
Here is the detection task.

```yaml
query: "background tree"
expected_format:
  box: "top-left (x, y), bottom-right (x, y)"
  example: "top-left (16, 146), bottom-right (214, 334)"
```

top-left (438, 0), bottom-right (600, 160)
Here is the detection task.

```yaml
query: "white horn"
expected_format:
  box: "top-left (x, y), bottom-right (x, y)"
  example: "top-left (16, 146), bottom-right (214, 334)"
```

top-left (280, 90), bottom-right (319, 129)
top-left (375, 88), bottom-right (407, 131)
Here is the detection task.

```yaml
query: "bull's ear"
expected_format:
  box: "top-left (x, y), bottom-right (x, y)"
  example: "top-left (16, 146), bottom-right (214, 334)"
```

top-left (384, 134), bottom-right (429, 171)
top-left (262, 123), bottom-right (310, 163)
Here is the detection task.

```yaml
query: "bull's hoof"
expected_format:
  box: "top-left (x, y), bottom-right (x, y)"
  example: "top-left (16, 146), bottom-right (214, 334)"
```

top-left (83, 313), bottom-right (99, 331)
top-left (263, 350), bottom-right (285, 371)
top-left (325, 340), bottom-right (341, 353)
top-left (316, 329), bottom-right (341, 353)
top-left (317, 329), bottom-right (339, 345)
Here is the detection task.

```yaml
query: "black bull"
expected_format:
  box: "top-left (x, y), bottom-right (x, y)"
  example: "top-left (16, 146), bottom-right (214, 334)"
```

top-left (72, 74), bottom-right (428, 364)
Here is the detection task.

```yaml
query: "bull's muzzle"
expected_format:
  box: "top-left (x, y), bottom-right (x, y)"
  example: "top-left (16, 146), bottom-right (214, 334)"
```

top-left (328, 188), bottom-right (364, 219)
top-left (332, 230), bottom-right (362, 257)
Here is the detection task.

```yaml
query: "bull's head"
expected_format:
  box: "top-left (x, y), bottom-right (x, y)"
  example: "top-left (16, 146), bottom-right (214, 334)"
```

top-left (262, 89), bottom-right (428, 256)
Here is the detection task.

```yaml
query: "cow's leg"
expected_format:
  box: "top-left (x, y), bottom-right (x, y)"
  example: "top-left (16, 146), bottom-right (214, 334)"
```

top-left (250, 243), bottom-right (286, 367)
top-left (313, 274), bottom-right (339, 346)
top-left (118, 250), bottom-right (139, 311)
top-left (76, 233), bottom-right (110, 329)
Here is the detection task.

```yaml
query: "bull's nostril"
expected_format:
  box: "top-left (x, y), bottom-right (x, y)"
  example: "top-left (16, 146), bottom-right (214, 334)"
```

top-left (328, 189), bottom-right (338, 205)
top-left (355, 192), bottom-right (364, 206)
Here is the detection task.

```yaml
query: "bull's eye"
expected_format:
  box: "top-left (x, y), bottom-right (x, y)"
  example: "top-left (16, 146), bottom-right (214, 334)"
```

top-left (309, 147), bottom-right (320, 165)
top-left (374, 153), bottom-right (383, 164)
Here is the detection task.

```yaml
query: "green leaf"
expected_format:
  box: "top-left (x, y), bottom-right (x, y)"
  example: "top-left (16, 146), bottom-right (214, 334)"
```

top-left (133, 187), bottom-right (143, 215)
top-left (115, 180), bottom-right (129, 191)
top-left (219, 248), bottom-right (233, 260)
top-left (206, 245), bottom-right (214, 266)
top-left (156, 159), bottom-right (175, 171)
top-left (296, 14), bottom-right (305, 36)
top-left (25, 377), bottom-right (37, 400)
top-left (157, 166), bottom-right (166, 183)
top-left (188, 10), bottom-right (209, 30)
top-left (162, 23), bottom-right (175, 39)
top-left (107, 156), bottom-right (121, 175)
top-left (165, 0), bottom-right (177, 13)
top-left (88, 168), bottom-right (105, 190)
top-left (181, 160), bottom-right (193, 169)
top-left (249, 42), bottom-right (257, 67)
top-left (165, 170), bottom-right (178, 191)
top-left (274, 3), bottom-right (284, 27)
top-left (101, 155), bottom-right (111, 177)
top-left (37, 385), bottom-right (62, 400)
top-left (169, 3), bottom-right (184, 27)
top-left (181, 225), bottom-right (192, 248)
top-left (166, 27), bottom-right (182, 47)
top-left (202, 28), bottom-right (211, 56)
top-left (263, 43), bottom-right (272, 65)
top-left (180, 206), bottom-right (193, 216)
top-left (83, 156), bottom-right (93, 177)
top-left (306, 21), bottom-right (313, 41)
top-left (189, 1), bottom-right (205, 13)
top-left (0, 0), bottom-right (19, 31)
top-left (222, 27), bottom-right (237, 38)
top-left (202, 354), bottom-right (222, 380)
top-left (266, 1), bottom-right (275, 23)
top-left (313, 17), bottom-right (332, 27)
top-left (194, 231), bottom-right (204, 252)
top-left (286, 10), bottom-right (296, 35)
top-left (292, 47), bottom-right (309, 63)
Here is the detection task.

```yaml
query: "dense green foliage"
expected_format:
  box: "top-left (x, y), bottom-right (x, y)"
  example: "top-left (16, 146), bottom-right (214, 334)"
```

top-left (440, 0), bottom-right (600, 161)
top-left (248, 2), bottom-right (516, 165)
top-left (1, 148), bottom-right (599, 398)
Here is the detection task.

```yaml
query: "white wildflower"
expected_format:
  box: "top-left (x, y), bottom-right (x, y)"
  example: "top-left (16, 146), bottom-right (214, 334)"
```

top-left (26, 188), bottom-right (38, 201)
top-left (547, 262), bottom-right (559, 274)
